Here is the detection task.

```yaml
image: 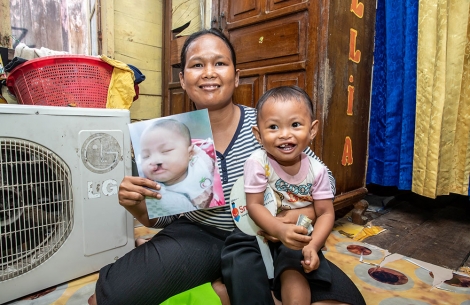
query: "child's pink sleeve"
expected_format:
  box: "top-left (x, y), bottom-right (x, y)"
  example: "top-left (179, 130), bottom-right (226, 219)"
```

top-left (244, 158), bottom-right (268, 194)
top-left (311, 166), bottom-right (335, 200)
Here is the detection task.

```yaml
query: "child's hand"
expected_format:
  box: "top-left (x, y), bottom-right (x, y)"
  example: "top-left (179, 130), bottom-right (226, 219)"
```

top-left (278, 223), bottom-right (311, 250)
top-left (275, 210), bottom-right (296, 224)
top-left (276, 207), bottom-right (317, 225)
top-left (301, 246), bottom-right (320, 273)
top-left (257, 230), bottom-right (280, 243)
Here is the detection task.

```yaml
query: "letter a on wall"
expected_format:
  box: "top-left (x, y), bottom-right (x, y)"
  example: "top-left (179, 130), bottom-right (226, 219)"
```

top-left (342, 136), bottom-right (354, 166)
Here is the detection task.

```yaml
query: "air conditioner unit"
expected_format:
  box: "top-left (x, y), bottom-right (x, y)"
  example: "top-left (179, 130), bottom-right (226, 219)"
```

top-left (0, 104), bottom-right (135, 303)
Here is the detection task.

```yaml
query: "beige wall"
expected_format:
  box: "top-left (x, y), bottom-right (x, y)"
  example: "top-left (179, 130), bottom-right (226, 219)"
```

top-left (1, 0), bottom-right (12, 48)
top-left (101, 0), bottom-right (163, 120)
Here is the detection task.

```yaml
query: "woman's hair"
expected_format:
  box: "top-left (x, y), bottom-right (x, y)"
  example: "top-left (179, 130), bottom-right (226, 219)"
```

top-left (142, 119), bottom-right (192, 146)
top-left (256, 86), bottom-right (315, 122)
top-left (180, 28), bottom-right (237, 74)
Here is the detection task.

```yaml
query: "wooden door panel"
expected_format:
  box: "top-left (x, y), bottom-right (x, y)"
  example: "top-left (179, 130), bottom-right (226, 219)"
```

top-left (229, 0), bottom-right (262, 22)
top-left (318, 0), bottom-right (376, 194)
top-left (234, 76), bottom-right (260, 107)
top-left (230, 12), bottom-right (307, 69)
top-left (222, 1), bottom-right (308, 30)
top-left (168, 87), bottom-right (193, 114)
top-left (233, 71), bottom-right (306, 108)
top-left (266, 71), bottom-right (306, 91)
top-left (269, 0), bottom-right (306, 11)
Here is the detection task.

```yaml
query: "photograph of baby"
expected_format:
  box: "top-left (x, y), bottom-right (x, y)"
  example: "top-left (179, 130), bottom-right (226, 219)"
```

top-left (128, 109), bottom-right (225, 218)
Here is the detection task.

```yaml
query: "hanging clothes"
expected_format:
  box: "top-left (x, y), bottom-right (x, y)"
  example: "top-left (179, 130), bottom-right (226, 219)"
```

top-left (100, 55), bottom-right (136, 109)
top-left (412, 0), bottom-right (470, 198)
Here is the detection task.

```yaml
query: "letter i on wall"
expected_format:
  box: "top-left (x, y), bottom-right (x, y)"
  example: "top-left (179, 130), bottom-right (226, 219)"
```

top-left (347, 75), bottom-right (354, 115)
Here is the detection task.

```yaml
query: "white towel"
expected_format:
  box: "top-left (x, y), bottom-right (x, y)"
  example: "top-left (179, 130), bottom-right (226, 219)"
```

top-left (14, 43), bottom-right (69, 59)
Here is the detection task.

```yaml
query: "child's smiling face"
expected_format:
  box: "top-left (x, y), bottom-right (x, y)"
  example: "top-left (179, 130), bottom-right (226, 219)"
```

top-left (140, 127), bottom-right (193, 185)
top-left (253, 97), bottom-right (318, 167)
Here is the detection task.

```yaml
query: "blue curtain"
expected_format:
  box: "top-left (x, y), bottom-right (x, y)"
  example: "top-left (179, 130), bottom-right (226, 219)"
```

top-left (366, 0), bottom-right (419, 190)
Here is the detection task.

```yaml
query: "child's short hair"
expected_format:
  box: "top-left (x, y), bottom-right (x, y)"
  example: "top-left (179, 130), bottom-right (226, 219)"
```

top-left (142, 119), bottom-right (192, 146)
top-left (255, 86), bottom-right (315, 122)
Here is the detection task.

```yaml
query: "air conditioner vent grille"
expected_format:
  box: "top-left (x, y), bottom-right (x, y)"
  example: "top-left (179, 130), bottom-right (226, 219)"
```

top-left (0, 138), bottom-right (73, 281)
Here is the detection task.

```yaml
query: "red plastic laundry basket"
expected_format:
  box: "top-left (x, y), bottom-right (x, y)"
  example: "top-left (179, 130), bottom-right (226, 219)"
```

top-left (6, 55), bottom-right (113, 108)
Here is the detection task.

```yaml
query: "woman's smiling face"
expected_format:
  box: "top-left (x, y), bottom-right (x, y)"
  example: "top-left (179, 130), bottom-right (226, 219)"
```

top-left (179, 34), bottom-right (239, 110)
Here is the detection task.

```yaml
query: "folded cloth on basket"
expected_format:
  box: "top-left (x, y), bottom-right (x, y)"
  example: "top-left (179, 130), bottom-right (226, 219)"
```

top-left (127, 64), bottom-right (145, 101)
top-left (128, 64), bottom-right (146, 84)
top-left (100, 55), bottom-right (136, 109)
top-left (4, 57), bottom-right (27, 72)
top-left (7, 43), bottom-right (71, 73)
top-left (14, 43), bottom-right (69, 60)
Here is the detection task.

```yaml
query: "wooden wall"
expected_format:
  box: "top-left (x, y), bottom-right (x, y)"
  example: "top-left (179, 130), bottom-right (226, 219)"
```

top-left (9, 0), bottom-right (88, 54)
top-left (1, 0), bottom-right (12, 48)
top-left (101, 0), bottom-right (163, 121)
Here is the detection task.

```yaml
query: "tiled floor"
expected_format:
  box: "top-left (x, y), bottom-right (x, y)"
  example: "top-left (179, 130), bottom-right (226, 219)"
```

top-left (358, 187), bottom-right (470, 273)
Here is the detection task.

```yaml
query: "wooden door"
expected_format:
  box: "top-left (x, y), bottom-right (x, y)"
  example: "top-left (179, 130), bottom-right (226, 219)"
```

top-left (214, 0), bottom-right (318, 111)
top-left (316, 0), bottom-right (376, 214)
top-left (163, 1), bottom-right (316, 114)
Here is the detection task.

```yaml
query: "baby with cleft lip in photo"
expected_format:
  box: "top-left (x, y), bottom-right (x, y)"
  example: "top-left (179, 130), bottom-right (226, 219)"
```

top-left (139, 118), bottom-right (215, 210)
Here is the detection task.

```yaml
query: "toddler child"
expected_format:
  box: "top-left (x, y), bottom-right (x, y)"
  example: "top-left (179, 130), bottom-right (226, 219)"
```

top-left (244, 85), bottom-right (335, 304)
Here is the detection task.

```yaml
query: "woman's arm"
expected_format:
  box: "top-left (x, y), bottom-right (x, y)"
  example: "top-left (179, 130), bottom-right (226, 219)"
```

top-left (257, 204), bottom-right (317, 243)
top-left (118, 176), bottom-right (161, 227)
top-left (247, 193), bottom-right (311, 250)
top-left (276, 205), bottom-right (317, 224)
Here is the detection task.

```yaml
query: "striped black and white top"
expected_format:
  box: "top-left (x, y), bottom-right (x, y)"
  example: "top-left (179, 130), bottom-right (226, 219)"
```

top-left (153, 105), bottom-right (336, 231)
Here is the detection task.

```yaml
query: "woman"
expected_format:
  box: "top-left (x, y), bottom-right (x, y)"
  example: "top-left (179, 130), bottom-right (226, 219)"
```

top-left (89, 28), bottom-right (365, 305)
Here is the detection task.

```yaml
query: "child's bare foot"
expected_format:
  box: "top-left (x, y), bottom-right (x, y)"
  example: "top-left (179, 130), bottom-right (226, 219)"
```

top-left (211, 278), bottom-right (230, 305)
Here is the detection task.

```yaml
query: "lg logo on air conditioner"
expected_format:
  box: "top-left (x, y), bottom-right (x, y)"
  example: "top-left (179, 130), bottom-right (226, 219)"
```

top-left (87, 179), bottom-right (118, 199)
